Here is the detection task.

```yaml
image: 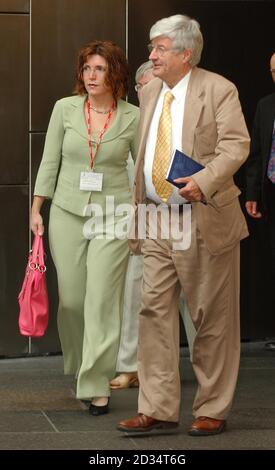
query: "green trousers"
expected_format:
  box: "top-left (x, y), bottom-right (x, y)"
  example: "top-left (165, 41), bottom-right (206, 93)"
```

top-left (49, 203), bottom-right (129, 399)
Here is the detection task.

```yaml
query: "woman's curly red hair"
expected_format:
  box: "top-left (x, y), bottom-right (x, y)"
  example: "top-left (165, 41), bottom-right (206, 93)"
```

top-left (73, 40), bottom-right (130, 100)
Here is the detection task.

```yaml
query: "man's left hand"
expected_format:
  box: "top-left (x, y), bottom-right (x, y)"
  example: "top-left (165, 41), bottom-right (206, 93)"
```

top-left (174, 176), bottom-right (204, 202)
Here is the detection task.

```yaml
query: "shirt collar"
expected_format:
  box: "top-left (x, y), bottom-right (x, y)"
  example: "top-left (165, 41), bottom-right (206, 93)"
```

top-left (162, 70), bottom-right (191, 102)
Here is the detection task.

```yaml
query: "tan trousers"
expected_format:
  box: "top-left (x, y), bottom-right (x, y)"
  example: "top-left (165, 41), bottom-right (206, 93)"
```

top-left (138, 214), bottom-right (240, 422)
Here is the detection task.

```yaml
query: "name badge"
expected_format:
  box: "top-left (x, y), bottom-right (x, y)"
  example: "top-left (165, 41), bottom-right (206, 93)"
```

top-left (80, 171), bottom-right (103, 191)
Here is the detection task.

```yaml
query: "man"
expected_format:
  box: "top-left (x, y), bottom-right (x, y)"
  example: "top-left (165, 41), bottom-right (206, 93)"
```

top-left (245, 52), bottom-right (275, 351)
top-left (134, 60), bottom-right (155, 102)
top-left (111, 61), bottom-right (196, 390)
top-left (117, 14), bottom-right (250, 436)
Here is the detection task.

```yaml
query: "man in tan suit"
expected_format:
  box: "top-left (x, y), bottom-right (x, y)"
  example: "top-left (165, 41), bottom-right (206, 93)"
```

top-left (117, 14), bottom-right (250, 436)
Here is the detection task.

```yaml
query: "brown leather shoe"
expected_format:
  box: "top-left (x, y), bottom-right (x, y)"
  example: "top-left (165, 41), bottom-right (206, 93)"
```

top-left (188, 416), bottom-right (226, 436)
top-left (117, 414), bottom-right (178, 433)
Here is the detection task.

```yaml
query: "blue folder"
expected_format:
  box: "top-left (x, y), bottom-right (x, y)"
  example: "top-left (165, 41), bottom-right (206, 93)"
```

top-left (166, 149), bottom-right (204, 189)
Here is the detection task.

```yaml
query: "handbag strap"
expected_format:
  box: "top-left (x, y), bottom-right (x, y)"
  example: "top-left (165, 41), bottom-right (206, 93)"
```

top-left (29, 235), bottom-right (46, 272)
top-left (38, 235), bottom-right (46, 270)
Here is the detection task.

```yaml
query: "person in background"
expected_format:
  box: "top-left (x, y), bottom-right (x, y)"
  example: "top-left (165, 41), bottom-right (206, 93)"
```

top-left (245, 52), bottom-right (275, 351)
top-left (30, 40), bottom-right (139, 416)
top-left (117, 14), bottom-right (250, 436)
top-left (134, 60), bottom-right (155, 101)
top-left (110, 61), bottom-right (196, 390)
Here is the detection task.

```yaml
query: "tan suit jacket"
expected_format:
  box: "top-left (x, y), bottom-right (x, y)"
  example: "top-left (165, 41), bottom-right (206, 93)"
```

top-left (130, 66), bottom-right (250, 255)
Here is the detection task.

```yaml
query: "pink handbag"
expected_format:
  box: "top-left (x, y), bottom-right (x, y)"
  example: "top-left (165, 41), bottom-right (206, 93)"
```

top-left (18, 234), bottom-right (49, 337)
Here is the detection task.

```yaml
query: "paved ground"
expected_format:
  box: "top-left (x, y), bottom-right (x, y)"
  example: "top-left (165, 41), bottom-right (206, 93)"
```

top-left (0, 342), bottom-right (274, 451)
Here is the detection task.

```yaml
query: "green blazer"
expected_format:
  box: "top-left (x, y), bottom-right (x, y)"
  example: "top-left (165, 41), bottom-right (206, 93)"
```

top-left (34, 95), bottom-right (139, 216)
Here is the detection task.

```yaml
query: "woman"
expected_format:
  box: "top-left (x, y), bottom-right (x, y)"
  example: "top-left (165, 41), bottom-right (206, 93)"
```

top-left (31, 40), bottom-right (139, 415)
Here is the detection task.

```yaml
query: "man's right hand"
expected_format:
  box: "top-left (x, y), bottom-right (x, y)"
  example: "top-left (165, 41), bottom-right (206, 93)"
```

top-left (245, 201), bottom-right (262, 219)
top-left (31, 212), bottom-right (44, 235)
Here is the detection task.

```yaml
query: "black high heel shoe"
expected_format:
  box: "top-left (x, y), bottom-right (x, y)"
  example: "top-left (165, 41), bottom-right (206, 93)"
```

top-left (89, 398), bottom-right (109, 416)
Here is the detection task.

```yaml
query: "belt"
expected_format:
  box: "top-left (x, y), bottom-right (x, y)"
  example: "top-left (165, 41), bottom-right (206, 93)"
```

top-left (145, 198), bottom-right (191, 211)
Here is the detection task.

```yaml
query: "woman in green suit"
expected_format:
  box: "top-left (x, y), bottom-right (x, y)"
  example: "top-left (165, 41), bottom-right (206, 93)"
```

top-left (31, 40), bottom-right (139, 415)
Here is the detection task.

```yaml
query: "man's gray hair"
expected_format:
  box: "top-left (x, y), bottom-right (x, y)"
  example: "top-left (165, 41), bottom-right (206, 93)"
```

top-left (135, 60), bottom-right (154, 83)
top-left (150, 14), bottom-right (203, 67)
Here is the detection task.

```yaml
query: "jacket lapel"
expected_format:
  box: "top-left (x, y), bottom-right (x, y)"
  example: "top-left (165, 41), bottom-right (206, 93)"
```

top-left (265, 94), bottom-right (275, 137)
top-left (262, 93), bottom-right (275, 163)
top-left (135, 79), bottom-right (162, 202)
top-left (182, 67), bottom-right (204, 156)
top-left (70, 95), bottom-right (87, 140)
top-left (104, 100), bottom-right (138, 141)
top-left (138, 79), bottom-right (162, 161)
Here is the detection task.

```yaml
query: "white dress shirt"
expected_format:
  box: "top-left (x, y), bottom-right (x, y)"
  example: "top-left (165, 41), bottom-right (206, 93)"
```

top-left (144, 71), bottom-right (191, 204)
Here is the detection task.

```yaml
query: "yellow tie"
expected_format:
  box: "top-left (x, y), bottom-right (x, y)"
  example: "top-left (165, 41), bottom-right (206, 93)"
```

top-left (152, 91), bottom-right (174, 202)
